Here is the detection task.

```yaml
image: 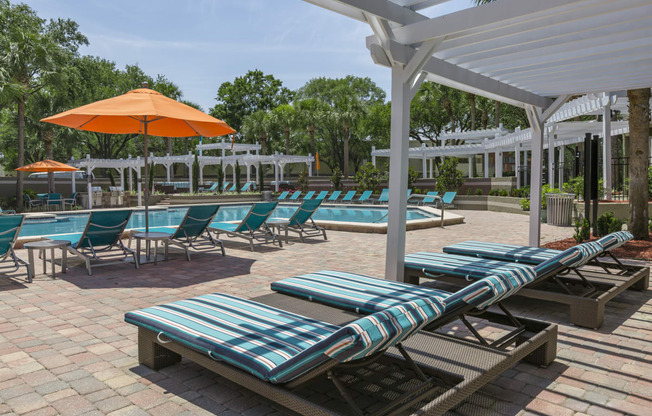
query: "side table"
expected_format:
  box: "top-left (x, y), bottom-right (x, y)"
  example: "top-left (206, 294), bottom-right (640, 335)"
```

top-left (24, 240), bottom-right (71, 282)
top-left (266, 218), bottom-right (290, 246)
top-left (133, 232), bottom-right (170, 265)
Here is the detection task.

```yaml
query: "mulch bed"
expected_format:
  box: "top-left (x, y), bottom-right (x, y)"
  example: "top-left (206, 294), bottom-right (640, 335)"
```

top-left (542, 233), bottom-right (652, 260)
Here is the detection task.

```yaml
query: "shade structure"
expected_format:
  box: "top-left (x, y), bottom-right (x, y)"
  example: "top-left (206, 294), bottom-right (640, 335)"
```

top-left (15, 159), bottom-right (78, 173)
top-left (40, 88), bottom-right (236, 230)
top-left (16, 159), bottom-right (79, 193)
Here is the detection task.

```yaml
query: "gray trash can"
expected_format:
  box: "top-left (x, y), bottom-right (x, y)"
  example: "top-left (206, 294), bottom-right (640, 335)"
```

top-left (546, 193), bottom-right (575, 226)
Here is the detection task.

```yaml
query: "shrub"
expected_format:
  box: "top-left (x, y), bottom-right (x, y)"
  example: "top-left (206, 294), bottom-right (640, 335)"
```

top-left (541, 184), bottom-right (561, 210)
top-left (498, 189), bottom-right (508, 197)
top-left (434, 158), bottom-right (464, 193)
top-left (355, 163), bottom-right (384, 193)
top-left (192, 154), bottom-right (199, 194)
top-left (466, 188), bottom-right (473, 195)
top-left (297, 168), bottom-right (309, 191)
top-left (520, 198), bottom-right (530, 211)
top-left (594, 211), bottom-right (623, 237)
top-left (258, 162), bottom-right (265, 192)
top-left (563, 176), bottom-right (604, 200)
top-left (330, 167), bottom-right (343, 191)
top-left (475, 188), bottom-right (483, 195)
top-left (217, 162), bottom-right (224, 194)
top-left (489, 189), bottom-right (498, 196)
top-left (407, 167), bottom-right (420, 192)
top-left (573, 218), bottom-right (591, 243)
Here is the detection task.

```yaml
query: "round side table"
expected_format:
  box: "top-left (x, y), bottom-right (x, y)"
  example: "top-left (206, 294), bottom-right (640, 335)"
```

top-left (23, 240), bottom-right (71, 282)
top-left (266, 218), bottom-right (290, 246)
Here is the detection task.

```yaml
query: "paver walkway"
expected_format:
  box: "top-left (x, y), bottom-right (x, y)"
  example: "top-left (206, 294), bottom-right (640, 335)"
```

top-left (0, 210), bottom-right (649, 415)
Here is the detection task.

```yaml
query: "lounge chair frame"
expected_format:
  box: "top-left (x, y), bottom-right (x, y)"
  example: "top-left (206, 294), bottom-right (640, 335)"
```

top-left (0, 216), bottom-right (32, 280)
top-left (210, 203), bottom-right (281, 251)
top-left (66, 212), bottom-right (138, 275)
top-left (135, 292), bottom-right (557, 416)
top-left (286, 200), bottom-right (327, 242)
top-left (165, 206), bottom-right (224, 261)
top-left (405, 262), bottom-right (649, 329)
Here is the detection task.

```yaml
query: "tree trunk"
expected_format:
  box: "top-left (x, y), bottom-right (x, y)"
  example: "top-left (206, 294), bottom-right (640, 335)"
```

top-left (260, 135), bottom-right (268, 155)
top-left (343, 126), bottom-right (350, 177)
top-left (494, 100), bottom-right (500, 127)
top-left (44, 129), bottom-right (55, 193)
top-left (16, 98), bottom-right (25, 209)
top-left (468, 93), bottom-right (476, 130)
top-left (627, 88), bottom-right (650, 240)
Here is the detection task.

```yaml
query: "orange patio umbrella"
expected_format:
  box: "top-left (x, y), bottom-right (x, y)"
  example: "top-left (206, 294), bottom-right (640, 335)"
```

top-left (40, 88), bottom-right (236, 230)
top-left (16, 159), bottom-right (79, 193)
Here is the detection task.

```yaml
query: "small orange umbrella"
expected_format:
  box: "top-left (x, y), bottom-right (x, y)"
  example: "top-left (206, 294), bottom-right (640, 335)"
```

top-left (16, 160), bottom-right (79, 193)
top-left (15, 159), bottom-right (78, 173)
top-left (40, 88), bottom-right (236, 230)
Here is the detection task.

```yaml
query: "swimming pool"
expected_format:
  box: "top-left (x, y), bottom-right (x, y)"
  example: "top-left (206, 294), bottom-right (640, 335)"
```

top-left (18, 204), bottom-right (438, 238)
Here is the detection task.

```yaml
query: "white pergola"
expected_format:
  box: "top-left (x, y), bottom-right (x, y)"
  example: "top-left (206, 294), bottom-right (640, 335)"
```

top-left (302, 0), bottom-right (652, 282)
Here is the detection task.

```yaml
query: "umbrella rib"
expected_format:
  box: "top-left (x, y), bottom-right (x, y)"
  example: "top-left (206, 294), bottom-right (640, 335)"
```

top-left (182, 120), bottom-right (201, 136)
top-left (79, 115), bottom-right (100, 129)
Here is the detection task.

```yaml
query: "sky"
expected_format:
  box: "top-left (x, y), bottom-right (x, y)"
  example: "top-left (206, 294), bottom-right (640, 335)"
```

top-left (25, 0), bottom-right (472, 112)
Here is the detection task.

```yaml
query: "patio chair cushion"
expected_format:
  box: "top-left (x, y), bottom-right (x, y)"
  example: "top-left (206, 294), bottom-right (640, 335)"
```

top-left (595, 231), bottom-right (633, 251)
top-left (272, 270), bottom-right (451, 314)
top-left (125, 292), bottom-right (443, 384)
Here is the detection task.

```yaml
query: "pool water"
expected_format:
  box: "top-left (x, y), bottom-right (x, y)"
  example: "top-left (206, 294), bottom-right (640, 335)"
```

top-left (18, 204), bottom-right (436, 237)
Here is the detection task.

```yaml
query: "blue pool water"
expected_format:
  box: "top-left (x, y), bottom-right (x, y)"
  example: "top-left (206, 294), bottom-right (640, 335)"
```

top-left (18, 204), bottom-right (436, 237)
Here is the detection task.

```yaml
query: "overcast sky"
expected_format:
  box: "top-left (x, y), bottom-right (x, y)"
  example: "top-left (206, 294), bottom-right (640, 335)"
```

top-left (26, 0), bottom-right (471, 112)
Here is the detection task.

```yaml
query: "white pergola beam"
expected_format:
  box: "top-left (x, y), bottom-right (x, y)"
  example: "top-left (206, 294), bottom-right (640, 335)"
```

top-left (304, 0), bottom-right (427, 25)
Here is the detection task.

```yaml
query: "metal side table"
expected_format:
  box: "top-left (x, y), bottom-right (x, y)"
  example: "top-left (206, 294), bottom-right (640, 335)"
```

top-left (24, 240), bottom-right (71, 282)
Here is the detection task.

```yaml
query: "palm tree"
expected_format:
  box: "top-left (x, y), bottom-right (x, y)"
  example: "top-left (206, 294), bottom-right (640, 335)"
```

top-left (334, 95), bottom-right (365, 177)
top-left (627, 88), bottom-right (650, 239)
top-left (296, 98), bottom-right (325, 169)
top-left (269, 104), bottom-right (297, 156)
top-left (241, 110), bottom-right (271, 155)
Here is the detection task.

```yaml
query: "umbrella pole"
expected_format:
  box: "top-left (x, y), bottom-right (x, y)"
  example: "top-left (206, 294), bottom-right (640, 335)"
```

top-left (143, 120), bottom-right (149, 232)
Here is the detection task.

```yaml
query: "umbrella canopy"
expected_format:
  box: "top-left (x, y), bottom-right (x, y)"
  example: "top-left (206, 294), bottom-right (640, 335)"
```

top-left (15, 159), bottom-right (79, 172)
top-left (40, 88), bottom-right (236, 230)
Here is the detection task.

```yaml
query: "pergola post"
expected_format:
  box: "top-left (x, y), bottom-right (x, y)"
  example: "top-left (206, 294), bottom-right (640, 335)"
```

top-left (558, 145), bottom-right (565, 189)
top-left (421, 145), bottom-right (427, 179)
top-left (429, 158), bottom-right (433, 179)
top-left (515, 147), bottom-right (521, 188)
top-left (187, 162), bottom-right (193, 194)
top-left (524, 151), bottom-right (529, 186)
top-left (372, 146), bottom-right (376, 167)
top-left (136, 167), bottom-right (142, 206)
top-left (548, 132), bottom-right (555, 187)
top-left (484, 139), bottom-right (489, 178)
top-left (71, 170), bottom-right (76, 193)
top-left (603, 96), bottom-right (613, 199)
top-left (467, 157), bottom-right (472, 178)
top-left (246, 163), bottom-right (251, 183)
top-left (526, 106), bottom-right (544, 246)
top-left (385, 65), bottom-right (414, 282)
top-left (119, 168), bottom-right (124, 189)
top-left (274, 162), bottom-right (279, 192)
top-left (308, 154), bottom-right (313, 176)
top-left (496, 152), bottom-right (503, 177)
top-left (86, 168), bottom-right (92, 209)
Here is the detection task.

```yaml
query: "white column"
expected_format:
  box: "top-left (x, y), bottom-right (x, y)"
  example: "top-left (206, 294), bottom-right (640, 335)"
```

top-left (119, 168), bottom-right (124, 189)
top-left (527, 106), bottom-right (544, 247)
top-left (484, 140), bottom-right (489, 178)
top-left (308, 157), bottom-right (312, 177)
top-left (467, 157), bottom-right (473, 178)
top-left (496, 152), bottom-right (503, 177)
top-left (524, 151), bottom-right (529, 186)
top-left (385, 66), bottom-right (411, 282)
top-left (71, 170), bottom-right (76, 193)
top-left (603, 97), bottom-right (612, 199)
top-left (429, 158), bottom-right (434, 179)
top-left (421, 145), bottom-right (427, 179)
top-left (548, 133), bottom-right (555, 187)
top-left (128, 167), bottom-right (133, 193)
top-left (232, 164), bottom-right (236, 183)
top-left (86, 168), bottom-right (92, 209)
top-left (515, 147), bottom-right (521, 188)
top-left (165, 164), bottom-right (171, 182)
top-left (274, 162), bottom-right (279, 192)
top-left (136, 168), bottom-right (142, 206)
top-left (187, 162), bottom-right (193, 193)
top-left (280, 164), bottom-right (284, 182)
top-left (371, 146), bottom-right (376, 167)
top-left (246, 163), bottom-right (251, 183)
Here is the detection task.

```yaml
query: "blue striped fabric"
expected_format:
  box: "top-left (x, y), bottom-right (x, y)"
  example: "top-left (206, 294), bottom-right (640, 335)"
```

top-left (443, 241), bottom-right (558, 264)
top-left (271, 271), bottom-right (451, 314)
top-left (272, 269), bottom-right (537, 314)
top-left (404, 252), bottom-right (536, 280)
top-left (596, 231), bottom-right (633, 251)
top-left (125, 293), bottom-right (443, 383)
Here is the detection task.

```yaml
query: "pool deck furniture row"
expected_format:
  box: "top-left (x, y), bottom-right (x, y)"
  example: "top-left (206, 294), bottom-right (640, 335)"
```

top-left (126, 268), bottom-right (557, 416)
top-left (278, 190), bottom-right (375, 204)
top-left (403, 232), bottom-right (649, 329)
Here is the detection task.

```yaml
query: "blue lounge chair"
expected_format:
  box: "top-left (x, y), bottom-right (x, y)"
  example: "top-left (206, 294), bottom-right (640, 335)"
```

top-left (286, 199), bottom-right (326, 242)
top-left (24, 195), bottom-right (43, 210)
top-left (63, 192), bottom-right (78, 209)
top-left (125, 269), bottom-right (555, 415)
top-left (289, 191), bottom-right (302, 201)
top-left (302, 191), bottom-right (315, 200)
top-left (419, 191), bottom-right (439, 206)
top-left (276, 191), bottom-right (290, 201)
top-left (240, 182), bottom-right (254, 192)
top-left (339, 190), bottom-right (356, 203)
top-left (315, 191), bottom-right (328, 200)
top-left (209, 202), bottom-right (279, 251)
top-left (227, 183), bottom-right (237, 192)
top-left (374, 188), bottom-right (389, 204)
top-left (403, 238), bottom-right (648, 328)
top-left (0, 215), bottom-right (31, 280)
top-left (130, 205), bottom-right (224, 261)
top-left (439, 191), bottom-right (457, 208)
top-left (200, 182), bottom-right (219, 193)
top-left (45, 210), bottom-right (137, 275)
top-left (0, 207), bottom-right (16, 215)
top-left (355, 190), bottom-right (373, 203)
top-left (327, 190), bottom-right (341, 202)
top-left (222, 182), bottom-right (230, 191)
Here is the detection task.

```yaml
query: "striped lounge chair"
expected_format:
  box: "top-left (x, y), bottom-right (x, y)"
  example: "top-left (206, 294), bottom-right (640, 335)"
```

top-left (208, 202), bottom-right (279, 251)
top-left (442, 231), bottom-right (634, 272)
top-left (125, 292), bottom-right (446, 415)
top-left (286, 199), bottom-right (327, 242)
top-left (404, 240), bottom-right (648, 328)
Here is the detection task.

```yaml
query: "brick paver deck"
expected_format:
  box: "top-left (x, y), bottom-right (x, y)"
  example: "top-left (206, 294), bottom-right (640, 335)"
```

top-left (0, 210), bottom-right (650, 415)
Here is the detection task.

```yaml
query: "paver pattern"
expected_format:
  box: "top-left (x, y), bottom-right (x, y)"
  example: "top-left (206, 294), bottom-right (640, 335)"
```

top-left (0, 210), bottom-right (650, 415)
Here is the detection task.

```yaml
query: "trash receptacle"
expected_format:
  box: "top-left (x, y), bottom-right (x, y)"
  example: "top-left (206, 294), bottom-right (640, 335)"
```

top-left (546, 193), bottom-right (575, 226)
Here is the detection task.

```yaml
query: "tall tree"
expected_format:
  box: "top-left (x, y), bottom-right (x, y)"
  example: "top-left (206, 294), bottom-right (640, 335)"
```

top-left (627, 88), bottom-right (650, 239)
top-left (296, 98), bottom-right (325, 164)
top-left (151, 74), bottom-right (183, 157)
top-left (241, 110), bottom-right (271, 155)
top-left (210, 69), bottom-right (293, 135)
top-left (269, 104), bottom-right (297, 156)
top-left (0, 1), bottom-right (87, 207)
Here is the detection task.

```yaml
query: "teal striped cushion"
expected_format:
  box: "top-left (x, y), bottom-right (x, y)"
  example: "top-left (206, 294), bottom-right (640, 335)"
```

top-left (405, 252), bottom-right (536, 280)
top-left (596, 231), bottom-right (632, 251)
top-left (443, 241), bottom-right (557, 264)
top-left (271, 271), bottom-right (450, 314)
top-left (125, 293), bottom-right (443, 383)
